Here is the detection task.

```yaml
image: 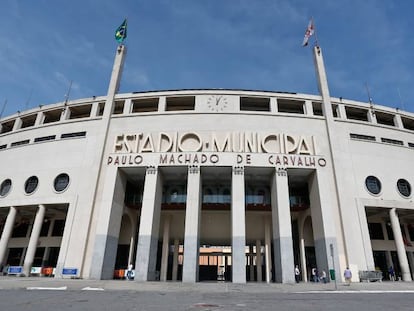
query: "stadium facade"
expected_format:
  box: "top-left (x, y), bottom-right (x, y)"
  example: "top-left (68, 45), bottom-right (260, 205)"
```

top-left (0, 45), bottom-right (414, 283)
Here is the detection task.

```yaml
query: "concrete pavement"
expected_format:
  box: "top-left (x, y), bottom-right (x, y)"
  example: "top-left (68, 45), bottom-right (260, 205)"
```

top-left (1, 276), bottom-right (414, 293)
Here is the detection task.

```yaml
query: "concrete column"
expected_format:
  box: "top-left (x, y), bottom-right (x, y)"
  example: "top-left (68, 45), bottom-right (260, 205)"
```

top-left (160, 216), bottom-right (171, 282)
top-left (299, 238), bottom-right (307, 282)
top-left (23, 204), bottom-right (46, 275)
top-left (256, 240), bottom-right (262, 282)
top-left (264, 217), bottom-right (272, 283)
top-left (12, 117), bottom-right (22, 131)
top-left (298, 217), bottom-right (308, 282)
top-left (308, 170), bottom-right (341, 281)
top-left (389, 208), bottom-right (412, 281)
top-left (407, 252), bottom-right (414, 280)
top-left (60, 107), bottom-right (71, 120)
top-left (356, 199), bottom-right (375, 270)
top-left (270, 98), bottom-right (278, 113)
top-left (394, 114), bottom-right (404, 129)
top-left (368, 109), bottom-right (377, 123)
top-left (158, 97), bottom-right (166, 112)
top-left (41, 247), bottom-right (51, 266)
top-left (123, 98), bottom-right (132, 114)
top-left (231, 166), bottom-right (246, 284)
top-left (249, 245), bottom-right (254, 282)
top-left (182, 166), bottom-right (202, 283)
top-left (34, 112), bottom-right (44, 126)
top-left (385, 251), bottom-right (393, 269)
top-left (135, 166), bottom-right (163, 281)
top-left (337, 104), bottom-right (347, 119)
top-left (89, 168), bottom-right (127, 279)
top-left (271, 168), bottom-right (295, 283)
top-left (304, 100), bottom-right (314, 116)
top-left (172, 239), bottom-right (179, 281)
top-left (0, 206), bottom-right (17, 265)
top-left (90, 102), bottom-right (100, 117)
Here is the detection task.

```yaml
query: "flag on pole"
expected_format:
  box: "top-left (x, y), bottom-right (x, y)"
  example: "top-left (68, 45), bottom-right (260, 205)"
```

top-left (302, 19), bottom-right (315, 47)
top-left (115, 19), bottom-right (127, 43)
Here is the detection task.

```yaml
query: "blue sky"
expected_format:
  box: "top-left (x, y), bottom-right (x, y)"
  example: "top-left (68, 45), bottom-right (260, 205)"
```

top-left (1, 0), bottom-right (413, 118)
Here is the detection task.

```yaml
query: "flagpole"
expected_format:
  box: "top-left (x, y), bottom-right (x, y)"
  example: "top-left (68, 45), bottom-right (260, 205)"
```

top-left (312, 17), bottom-right (319, 47)
top-left (0, 100), bottom-right (7, 119)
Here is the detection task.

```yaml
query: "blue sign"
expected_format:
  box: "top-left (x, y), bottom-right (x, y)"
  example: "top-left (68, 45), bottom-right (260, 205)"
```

top-left (62, 268), bottom-right (78, 275)
top-left (8, 266), bottom-right (23, 274)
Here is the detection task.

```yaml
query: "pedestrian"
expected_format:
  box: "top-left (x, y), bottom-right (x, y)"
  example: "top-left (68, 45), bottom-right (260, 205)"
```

top-left (126, 263), bottom-right (133, 280)
top-left (311, 267), bottom-right (318, 282)
top-left (344, 267), bottom-right (352, 285)
top-left (320, 270), bottom-right (327, 283)
top-left (295, 265), bottom-right (300, 283)
top-left (388, 266), bottom-right (395, 281)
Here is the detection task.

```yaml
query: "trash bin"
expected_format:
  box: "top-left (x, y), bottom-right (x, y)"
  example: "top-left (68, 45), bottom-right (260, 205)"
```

top-left (329, 269), bottom-right (335, 280)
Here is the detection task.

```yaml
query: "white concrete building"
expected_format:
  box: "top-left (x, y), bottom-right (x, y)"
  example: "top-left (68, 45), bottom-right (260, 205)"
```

top-left (0, 45), bottom-right (414, 283)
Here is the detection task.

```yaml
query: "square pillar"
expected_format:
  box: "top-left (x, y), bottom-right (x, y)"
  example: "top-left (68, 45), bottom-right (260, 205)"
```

top-left (182, 166), bottom-right (202, 283)
top-left (160, 216), bottom-right (171, 281)
top-left (308, 170), bottom-right (341, 280)
top-left (356, 200), bottom-right (375, 270)
top-left (271, 168), bottom-right (295, 283)
top-left (89, 168), bottom-right (127, 279)
top-left (231, 166), bottom-right (246, 283)
top-left (255, 240), bottom-right (262, 282)
top-left (135, 166), bottom-right (163, 281)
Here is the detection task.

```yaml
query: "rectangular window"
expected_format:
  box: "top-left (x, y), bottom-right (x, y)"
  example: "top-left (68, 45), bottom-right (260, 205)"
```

top-left (51, 219), bottom-right (66, 236)
top-left (40, 221), bottom-right (51, 237)
top-left (69, 104), bottom-right (92, 119)
top-left (0, 144), bottom-right (7, 150)
top-left (408, 225), bottom-right (414, 241)
top-left (113, 100), bottom-right (125, 114)
top-left (12, 223), bottom-right (29, 238)
top-left (386, 224), bottom-right (394, 240)
top-left (331, 104), bottom-right (338, 118)
top-left (350, 133), bottom-right (376, 141)
top-left (61, 131), bottom-right (86, 139)
top-left (312, 102), bottom-right (323, 116)
top-left (368, 223), bottom-right (384, 240)
top-left (345, 106), bottom-right (369, 121)
top-left (166, 96), bottom-right (195, 111)
top-left (1, 120), bottom-right (15, 133)
top-left (277, 99), bottom-right (304, 114)
top-left (34, 135), bottom-right (56, 143)
top-left (401, 117), bottom-right (414, 131)
top-left (132, 98), bottom-right (159, 113)
top-left (380, 137), bottom-right (404, 146)
top-left (240, 97), bottom-right (270, 112)
top-left (21, 115), bottom-right (37, 128)
top-left (408, 142), bottom-right (414, 148)
top-left (97, 102), bottom-right (105, 116)
top-left (375, 111), bottom-right (395, 126)
top-left (43, 110), bottom-right (62, 124)
top-left (10, 139), bottom-right (30, 147)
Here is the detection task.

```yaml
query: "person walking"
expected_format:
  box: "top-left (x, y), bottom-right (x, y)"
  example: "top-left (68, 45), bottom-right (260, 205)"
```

top-left (388, 266), bottom-right (395, 281)
top-left (295, 265), bottom-right (300, 283)
top-left (344, 267), bottom-right (352, 286)
top-left (320, 270), bottom-right (327, 283)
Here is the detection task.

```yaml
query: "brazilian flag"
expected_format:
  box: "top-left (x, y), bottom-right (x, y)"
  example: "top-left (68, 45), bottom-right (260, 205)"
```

top-left (115, 19), bottom-right (127, 43)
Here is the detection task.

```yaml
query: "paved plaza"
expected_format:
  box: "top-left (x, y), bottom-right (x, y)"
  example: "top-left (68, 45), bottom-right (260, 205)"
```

top-left (1, 277), bottom-right (414, 311)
